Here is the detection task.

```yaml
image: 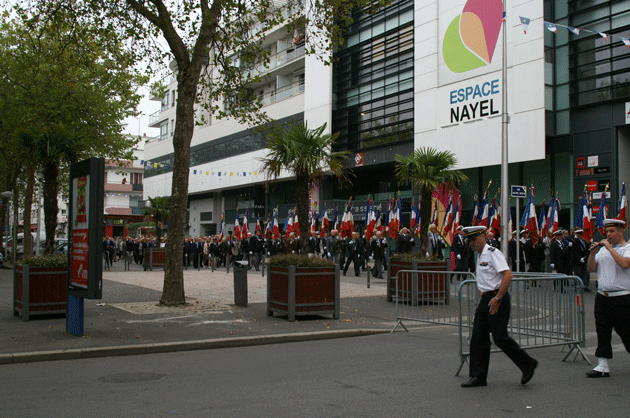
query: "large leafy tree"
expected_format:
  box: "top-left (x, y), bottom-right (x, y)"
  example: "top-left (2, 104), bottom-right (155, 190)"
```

top-left (394, 148), bottom-right (468, 255)
top-left (260, 122), bottom-right (350, 253)
top-left (0, 10), bottom-right (146, 256)
top-left (143, 196), bottom-right (171, 241)
top-left (20, 0), bottom-right (384, 305)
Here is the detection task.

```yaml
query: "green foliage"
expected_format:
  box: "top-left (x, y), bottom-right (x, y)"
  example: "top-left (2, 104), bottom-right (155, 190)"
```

top-left (18, 254), bottom-right (68, 268)
top-left (394, 147), bottom-right (468, 192)
top-left (268, 254), bottom-right (335, 267)
top-left (260, 122), bottom-right (350, 184)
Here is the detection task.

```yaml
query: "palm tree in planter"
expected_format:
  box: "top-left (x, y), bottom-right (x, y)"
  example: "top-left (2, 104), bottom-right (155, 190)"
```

top-left (143, 196), bottom-right (171, 241)
top-left (394, 147), bottom-right (468, 256)
top-left (33, 126), bottom-right (80, 254)
top-left (259, 122), bottom-right (350, 253)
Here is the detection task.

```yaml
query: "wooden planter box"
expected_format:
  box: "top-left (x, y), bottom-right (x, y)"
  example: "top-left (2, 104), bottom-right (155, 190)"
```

top-left (14, 264), bottom-right (67, 321)
top-left (388, 259), bottom-right (449, 305)
top-left (267, 265), bottom-right (340, 321)
top-left (143, 247), bottom-right (166, 270)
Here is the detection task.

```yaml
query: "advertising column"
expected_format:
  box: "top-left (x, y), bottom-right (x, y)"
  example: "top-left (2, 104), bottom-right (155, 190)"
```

top-left (67, 158), bottom-right (104, 336)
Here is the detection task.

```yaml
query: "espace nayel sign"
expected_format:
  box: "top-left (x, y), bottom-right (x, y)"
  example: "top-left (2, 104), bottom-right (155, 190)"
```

top-left (415, 0), bottom-right (545, 170)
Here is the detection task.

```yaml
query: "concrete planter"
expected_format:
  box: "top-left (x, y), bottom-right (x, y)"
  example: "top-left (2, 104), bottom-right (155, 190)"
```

top-left (143, 247), bottom-right (166, 270)
top-left (14, 264), bottom-right (67, 321)
top-left (388, 259), bottom-right (449, 305)
top-left (267, 265), bottom-right (340, 321)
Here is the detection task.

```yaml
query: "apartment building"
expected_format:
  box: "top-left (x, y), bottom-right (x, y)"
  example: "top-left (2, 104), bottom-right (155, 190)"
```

top-left (103, 144), bottom-right (145, 238)
top-left (143, 0), bottom-right (630, 235)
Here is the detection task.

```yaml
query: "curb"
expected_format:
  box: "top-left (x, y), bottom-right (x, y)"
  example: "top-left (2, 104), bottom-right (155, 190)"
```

top-left (0, 329), bottom-right (390, 365)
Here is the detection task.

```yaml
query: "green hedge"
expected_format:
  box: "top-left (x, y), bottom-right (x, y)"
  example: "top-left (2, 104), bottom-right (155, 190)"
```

top-left (268, 254), bottom-right (335, 267)
top-left (18, 254), bottom-right (68, 267)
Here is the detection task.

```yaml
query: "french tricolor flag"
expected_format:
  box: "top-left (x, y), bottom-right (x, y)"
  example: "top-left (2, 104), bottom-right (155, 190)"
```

top-left (618, 182), bottom-right (627, 227)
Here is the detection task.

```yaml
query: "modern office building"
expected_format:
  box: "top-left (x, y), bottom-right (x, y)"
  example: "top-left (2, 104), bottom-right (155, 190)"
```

top-left (143, 0), bottom-right (630, 236)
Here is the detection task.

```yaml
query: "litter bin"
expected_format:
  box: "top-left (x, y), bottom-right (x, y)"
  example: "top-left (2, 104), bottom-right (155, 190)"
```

top-left (234, 260), bottom-right (249, 307)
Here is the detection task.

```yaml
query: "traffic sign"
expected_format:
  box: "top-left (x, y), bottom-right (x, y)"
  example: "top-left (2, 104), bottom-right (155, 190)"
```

top-left (511, 185), bottom-right (527, 198)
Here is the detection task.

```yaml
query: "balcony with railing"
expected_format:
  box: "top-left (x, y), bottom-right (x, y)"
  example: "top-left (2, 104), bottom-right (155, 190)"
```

top-left (149, 110), bottom-right (166, 127)
top-left (243, 44), bottom-right (305, 79)
top-left (260, 80), bottom-right (305, 107)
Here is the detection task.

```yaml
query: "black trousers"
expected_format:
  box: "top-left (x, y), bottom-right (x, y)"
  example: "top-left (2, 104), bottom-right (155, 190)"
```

top-left (594, 293), bottom-right (630, 359)
top-left (469, 292), bottom-right (535, 382)
top-left (343, 254), bottom-right (360, 276)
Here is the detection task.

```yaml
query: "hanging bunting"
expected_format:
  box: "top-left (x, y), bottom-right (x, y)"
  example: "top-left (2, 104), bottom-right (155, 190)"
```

top-left (519, 16), bottom-right (530, 34)
top-left (544, 22), bottom-right (557, 33)
top-left (502, 12), bottom-right (630, 55)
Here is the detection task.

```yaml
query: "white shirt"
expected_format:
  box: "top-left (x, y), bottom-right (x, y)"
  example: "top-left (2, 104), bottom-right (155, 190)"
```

top-left (476, 244), bottom-right (510, 293)
top-left (594, 242), bottom-right (630, 291)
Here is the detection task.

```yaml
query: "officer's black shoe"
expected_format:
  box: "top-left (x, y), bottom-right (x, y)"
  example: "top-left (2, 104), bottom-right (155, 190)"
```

top-left (461, 377), bottom-right (487, 388)
top-left (521, 359), bottom-right (538, 385)
top-left (586, 370), bottom-right (610, 378)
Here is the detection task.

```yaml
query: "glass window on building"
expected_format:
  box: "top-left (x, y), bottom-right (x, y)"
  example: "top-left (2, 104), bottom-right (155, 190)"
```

top-left (161, 91), bottom-right (169, 111)
top-left (160, 121), bottom-right (168, 140)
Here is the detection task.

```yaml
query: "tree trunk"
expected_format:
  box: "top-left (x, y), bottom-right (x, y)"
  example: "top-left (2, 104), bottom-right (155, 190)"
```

top-left (22, 168), bottom-right (35, 257)
top-left (295, 174), bottom-right (310, 254)
top-left (419, 189), bottom-right (433, 256)
top-left (42, 162), bottom-right (59, 255)
top-left (160, 72), bottom-right (198, 306)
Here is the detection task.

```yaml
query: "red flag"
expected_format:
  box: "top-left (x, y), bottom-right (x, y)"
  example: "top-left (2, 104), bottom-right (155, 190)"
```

top-left (234, 211), bottom-right (241, 240)
top-left (442, 194), bottom-right (453, 235)
top-left (264, 217), bottom-right (271, 239)
top-left (293, 209), bottom-right (300, 237)
top-left (242, 210), bottom-right (249, 238)
top-left (321, 206), bottom-right (329, 234)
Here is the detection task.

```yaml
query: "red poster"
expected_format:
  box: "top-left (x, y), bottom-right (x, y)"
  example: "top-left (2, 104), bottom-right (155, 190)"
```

top-left (76, 176), bottom-right (87, 223)
top-left (72, 229), bottom-right (89, 287)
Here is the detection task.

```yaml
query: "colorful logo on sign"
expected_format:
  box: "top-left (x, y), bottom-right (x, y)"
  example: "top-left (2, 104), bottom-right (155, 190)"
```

top-left (443, 0), bottom-right (503, 73)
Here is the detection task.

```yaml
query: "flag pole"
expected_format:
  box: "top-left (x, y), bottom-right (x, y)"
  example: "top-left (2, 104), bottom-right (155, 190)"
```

top-left (500, 1), bottom-right (510, 257)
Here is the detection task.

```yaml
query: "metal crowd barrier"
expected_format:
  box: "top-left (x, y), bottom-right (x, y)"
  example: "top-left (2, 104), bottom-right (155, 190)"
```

top-left (391, 270), bottom-right (477, 332)
top-left (456, 274), bottom-right (589, 376)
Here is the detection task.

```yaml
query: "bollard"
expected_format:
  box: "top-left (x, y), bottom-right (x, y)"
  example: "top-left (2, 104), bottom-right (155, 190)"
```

top-left (66, 294), bottom-right (84, 336)
top-left (234, 260), bottom-right (249, 307)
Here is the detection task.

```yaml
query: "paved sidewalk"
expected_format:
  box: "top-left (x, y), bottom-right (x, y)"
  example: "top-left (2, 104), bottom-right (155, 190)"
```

top-left (1, 261), bottom-right (401, 364)
top-left (2, 260), bottom-right (626, 368)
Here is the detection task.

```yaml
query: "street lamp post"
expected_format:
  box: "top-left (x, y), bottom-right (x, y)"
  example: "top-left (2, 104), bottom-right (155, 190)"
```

top-left (500, 1), bottom-right (510, 257)
top-left (1, 191), bottom-right (15, 265)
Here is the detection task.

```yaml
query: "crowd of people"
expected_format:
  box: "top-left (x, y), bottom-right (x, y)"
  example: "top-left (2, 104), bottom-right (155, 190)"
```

top-left (101, 226), bottom-right (431, 277)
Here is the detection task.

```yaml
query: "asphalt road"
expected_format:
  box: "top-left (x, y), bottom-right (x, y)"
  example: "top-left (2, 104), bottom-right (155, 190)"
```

top-left (2, 329), bottom-right (629, 418)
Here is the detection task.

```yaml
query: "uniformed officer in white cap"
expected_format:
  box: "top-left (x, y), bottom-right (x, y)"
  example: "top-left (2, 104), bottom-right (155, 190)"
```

top-left (586, 218), bottom-right (630, 378)
top-left (461, 226), bottom-right (538, 387)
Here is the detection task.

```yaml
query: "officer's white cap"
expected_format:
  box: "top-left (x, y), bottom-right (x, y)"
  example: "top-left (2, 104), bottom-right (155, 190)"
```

top-left (463, 226), bottom-right (486, 241)
top-left (603, 219), bottom-right (626, 227)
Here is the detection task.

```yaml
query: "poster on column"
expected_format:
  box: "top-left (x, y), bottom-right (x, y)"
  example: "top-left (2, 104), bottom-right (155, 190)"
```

top-left (415, 0), bottom-right (546, 169)
top-left (68, 158), bottom-right (104, 299)
top-left (71, 175), bottom-right (89, 288)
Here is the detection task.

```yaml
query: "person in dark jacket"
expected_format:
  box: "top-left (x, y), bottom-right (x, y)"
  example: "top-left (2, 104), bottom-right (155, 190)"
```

top-left (343, 231), bottom-right (363, 277)
top-left (369, 231), bottom-right (387, 279)
top-left (549, 230), bottom-right (572, 275)
top-left (396, 227), bottom-right (415, 254)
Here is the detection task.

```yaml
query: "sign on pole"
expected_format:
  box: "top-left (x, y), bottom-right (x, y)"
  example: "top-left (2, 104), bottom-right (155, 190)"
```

top-left (511, 185), bottom-right (527, 199)
top-left (68, 158), bottom-right (104, 300)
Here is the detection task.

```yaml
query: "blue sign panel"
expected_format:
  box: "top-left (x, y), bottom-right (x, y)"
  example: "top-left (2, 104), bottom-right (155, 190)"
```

top-left (511, 185), bottom-right (527, 198)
